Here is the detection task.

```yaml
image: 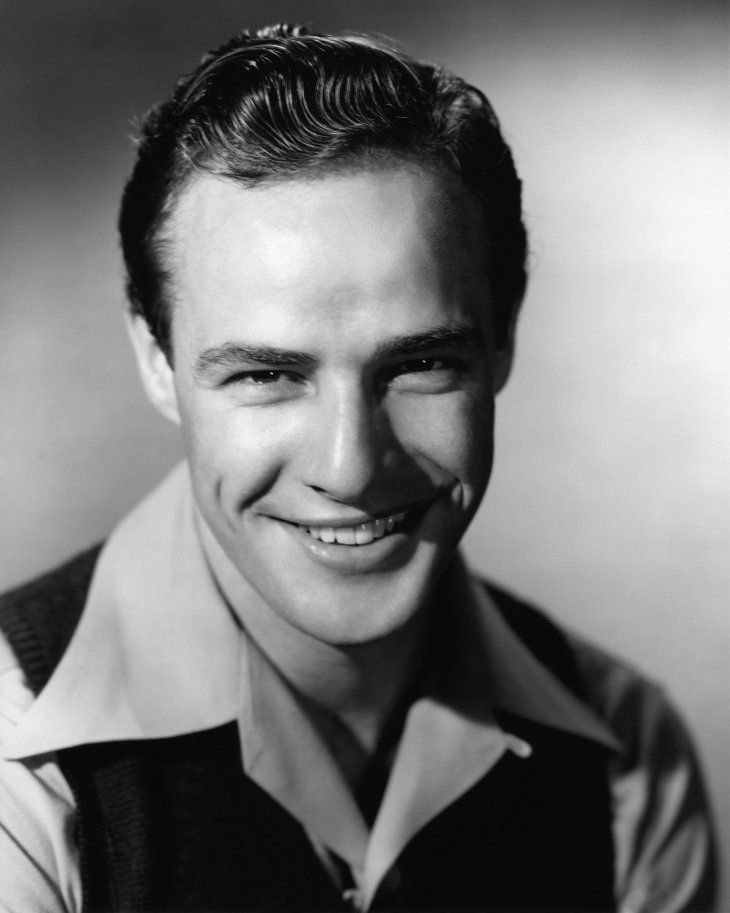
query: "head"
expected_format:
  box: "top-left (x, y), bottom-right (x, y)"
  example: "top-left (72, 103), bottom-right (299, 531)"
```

top-left (120, 24), bottom-right (527, 361)
top-left (122, 25), bottom-right (528, 648)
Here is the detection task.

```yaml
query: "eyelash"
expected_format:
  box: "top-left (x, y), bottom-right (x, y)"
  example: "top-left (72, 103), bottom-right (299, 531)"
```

top-left (383, 356), bottom-right (459, 379)
top-left (225, 356), bottom-right (467, 395)
top-left (230, 369), bottom-right (297, 386)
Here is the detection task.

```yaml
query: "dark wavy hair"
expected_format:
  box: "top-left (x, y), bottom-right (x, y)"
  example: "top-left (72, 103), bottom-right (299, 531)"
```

top-left (119, 24), bottom-right (528, 360)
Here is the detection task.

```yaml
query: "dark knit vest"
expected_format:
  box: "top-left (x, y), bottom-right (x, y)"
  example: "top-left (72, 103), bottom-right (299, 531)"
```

top-left (0, 548), bottom-right (616, 912)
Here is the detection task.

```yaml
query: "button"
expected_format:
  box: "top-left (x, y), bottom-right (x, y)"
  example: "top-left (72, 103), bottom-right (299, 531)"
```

top-left (342, 887), bottom-right (365, 911)
top-left (505, 733), bottom-right (533, 758)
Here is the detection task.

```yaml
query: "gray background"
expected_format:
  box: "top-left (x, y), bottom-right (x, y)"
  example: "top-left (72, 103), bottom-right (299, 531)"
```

top-left (1, 0), bottom-right (727, 904)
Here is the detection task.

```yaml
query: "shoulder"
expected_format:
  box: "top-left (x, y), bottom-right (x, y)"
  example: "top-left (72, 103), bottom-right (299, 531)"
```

top-left (488, 586), bottom-right (708, 783)
top-left (0, 557), bottom-right (92, 913)
top-left (556, 626), bottom-right (718, 910)
top-left (0, 648), bottom-right (81, 913)
top-left (0, 546), bottom-right (102, 695)
top-left (0, 545), bottom-right (103, 743)
top-left (480, 580), bottom-right (718, 909)
top-left (480, 577), bottom-right (694, 753)
top-left (563, 627), bottom-right (698, 769)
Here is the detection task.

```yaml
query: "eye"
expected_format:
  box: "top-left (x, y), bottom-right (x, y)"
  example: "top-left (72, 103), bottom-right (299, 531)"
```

top-left (398, 357), bottom-right (446, 374)
top-left (383, 356), bottom-right (465, 393)
top-left (233, 370), bottom-right (286, 385)
top-left (225, 369), bottom-right (306, 403)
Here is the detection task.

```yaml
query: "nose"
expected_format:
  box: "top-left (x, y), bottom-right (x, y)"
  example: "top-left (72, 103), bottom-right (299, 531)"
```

top-left (299, 382), bottom-right (394, 504)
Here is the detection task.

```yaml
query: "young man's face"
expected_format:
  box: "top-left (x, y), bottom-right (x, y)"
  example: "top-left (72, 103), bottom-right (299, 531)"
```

top-left (140, 165), bottom-right (508, 646)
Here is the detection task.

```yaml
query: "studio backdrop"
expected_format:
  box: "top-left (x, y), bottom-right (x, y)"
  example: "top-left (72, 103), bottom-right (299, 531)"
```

top-left (1, 0), bottom-right (727, 903)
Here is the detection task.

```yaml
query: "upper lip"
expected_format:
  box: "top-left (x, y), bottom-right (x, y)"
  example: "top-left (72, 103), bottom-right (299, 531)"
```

top-left (275, 497), bottom-right (437, 529)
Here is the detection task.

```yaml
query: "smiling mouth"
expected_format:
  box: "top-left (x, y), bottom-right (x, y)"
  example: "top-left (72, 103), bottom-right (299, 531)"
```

top-left (300, 512), bottom-right (407, 546)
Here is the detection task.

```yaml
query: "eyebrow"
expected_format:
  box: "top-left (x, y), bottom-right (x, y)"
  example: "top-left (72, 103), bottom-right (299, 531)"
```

top-left (375, 324), bottom-right (485, 360)
top-left (194, 344), bottom-right (317, 378)
top-left (194, 323), bottom-right (485, 379)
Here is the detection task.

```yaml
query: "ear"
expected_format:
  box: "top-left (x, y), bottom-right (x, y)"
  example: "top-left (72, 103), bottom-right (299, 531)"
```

top-left (493, 341), bottom-right (515, 394)
top-left (493, 347), bottom-right (513, 393)
top-left (126, 314), bottom-right (181, 425)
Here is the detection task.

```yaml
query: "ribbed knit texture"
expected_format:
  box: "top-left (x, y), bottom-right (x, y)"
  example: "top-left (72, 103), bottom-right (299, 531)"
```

top-left (0, 546), bottom-right (101, 694)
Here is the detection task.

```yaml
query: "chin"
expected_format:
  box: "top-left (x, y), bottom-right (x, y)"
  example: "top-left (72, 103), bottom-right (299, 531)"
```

top-left (260, 547), bottom-right (450, 649)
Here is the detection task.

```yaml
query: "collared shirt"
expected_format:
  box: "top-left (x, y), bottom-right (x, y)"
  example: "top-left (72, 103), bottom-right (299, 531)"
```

top-left (0, 464), bottom-right (716, 912)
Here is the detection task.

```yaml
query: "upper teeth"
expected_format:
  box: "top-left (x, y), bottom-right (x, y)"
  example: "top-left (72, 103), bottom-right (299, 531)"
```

top-left (304, 513), bottom-right (406, 546)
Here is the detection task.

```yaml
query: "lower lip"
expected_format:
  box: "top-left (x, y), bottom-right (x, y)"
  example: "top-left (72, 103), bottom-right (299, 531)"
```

top-left (278, 505), bottom-right (432, 574)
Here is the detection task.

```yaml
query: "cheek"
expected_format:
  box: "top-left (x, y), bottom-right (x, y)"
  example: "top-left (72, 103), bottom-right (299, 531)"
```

top-left (176, 394), bottom-right (285, 509)
top-left (394, 389), bottom-right (495, 489)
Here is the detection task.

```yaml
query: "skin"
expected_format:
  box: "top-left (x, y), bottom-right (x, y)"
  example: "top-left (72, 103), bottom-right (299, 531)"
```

top-left (129, 164), bottom-right (511, 746)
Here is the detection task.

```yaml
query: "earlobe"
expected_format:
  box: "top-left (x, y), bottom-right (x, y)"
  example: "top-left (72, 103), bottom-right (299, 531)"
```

top-left (125, 314), bottom-right (181, 425)
top-left (493, 345), bottom-right (514, 393)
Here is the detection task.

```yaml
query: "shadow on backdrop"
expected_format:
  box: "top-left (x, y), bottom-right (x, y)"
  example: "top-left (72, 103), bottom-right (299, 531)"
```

top-left (0, 0), bottom-right (727, 904)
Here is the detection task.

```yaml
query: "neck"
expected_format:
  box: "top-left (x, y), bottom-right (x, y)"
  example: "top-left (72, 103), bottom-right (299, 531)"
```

top-left (255, 607), bottom-right (432, 752)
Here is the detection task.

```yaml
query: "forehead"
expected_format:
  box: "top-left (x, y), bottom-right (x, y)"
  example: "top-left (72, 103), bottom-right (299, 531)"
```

top-left (166, 165), bottom-right (490, 353)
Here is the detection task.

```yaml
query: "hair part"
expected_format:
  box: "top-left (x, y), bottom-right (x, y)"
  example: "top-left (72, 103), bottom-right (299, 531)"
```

top-left (119, 24), bottom-right (528, 361)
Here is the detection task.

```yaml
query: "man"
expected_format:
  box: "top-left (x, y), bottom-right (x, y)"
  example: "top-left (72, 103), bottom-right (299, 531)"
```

top-left (0, 23), bottom-right (717, 913)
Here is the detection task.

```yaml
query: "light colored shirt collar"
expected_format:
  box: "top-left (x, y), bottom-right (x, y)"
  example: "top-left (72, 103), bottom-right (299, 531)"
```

top-left (2, 463), bottom-right (620, 907)
top-left (3, 464), bottom-right (240, 758)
